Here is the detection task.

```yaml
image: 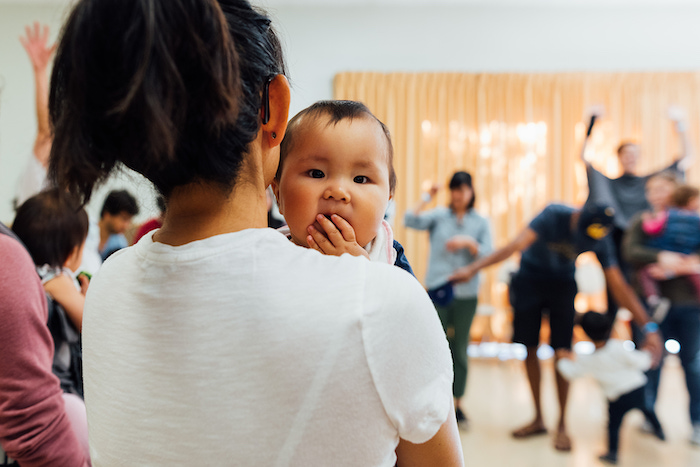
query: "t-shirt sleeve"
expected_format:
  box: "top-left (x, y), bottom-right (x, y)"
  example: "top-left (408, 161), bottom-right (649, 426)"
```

top-left (586, 165), bottom-right (617, 210)
top-left (0, 235), bottom-right (89, 467)
top-left (528, 204), bottom-right (558, 240)
top-left (624, 349), bottom-right (652, 371)
top-left (404, 208), bottom-right (441, 231)
top-left (361, 265), bottom-right (453, 444)
top-left (594, 236), bottom-right (618, 269)
top-left (476, 216), bottom-right (493, 258)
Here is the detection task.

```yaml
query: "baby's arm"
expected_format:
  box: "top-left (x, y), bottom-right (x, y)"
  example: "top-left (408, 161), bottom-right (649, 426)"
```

top-left (624, 349), bottom-right (653, 372)
top-left (306, 214), bottom-right (370, 259)
top-left (555, 353), bottom-right (584, 381)
top-left (43, 274), bottom-right (86, 331)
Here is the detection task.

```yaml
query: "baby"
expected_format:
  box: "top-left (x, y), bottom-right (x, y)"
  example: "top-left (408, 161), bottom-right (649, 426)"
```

top-left (557, 311), bottom-right (664, 465)
top-left (640, 183), bottom-right (700, 322)
top-left (272, 100), bottom-right (412, 273)
top-left (12, 188), bottom-right (89, 397)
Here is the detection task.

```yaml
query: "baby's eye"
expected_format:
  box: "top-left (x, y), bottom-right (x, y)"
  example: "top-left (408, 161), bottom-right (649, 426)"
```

top-left (308, 169), bottom-right (325, 178)
top-left (353, 175), bottom-right (369, 184)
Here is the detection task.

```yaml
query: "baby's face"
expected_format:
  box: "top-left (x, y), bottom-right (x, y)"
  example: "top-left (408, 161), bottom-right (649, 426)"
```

top-left (274, 116), bottom-right (392, 248)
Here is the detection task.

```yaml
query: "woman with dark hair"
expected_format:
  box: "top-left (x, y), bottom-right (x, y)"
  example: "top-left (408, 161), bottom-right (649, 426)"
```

top-left (48, 1), bottom-right (462, 465)
top-left (404, 171), bottom-right (493, 428)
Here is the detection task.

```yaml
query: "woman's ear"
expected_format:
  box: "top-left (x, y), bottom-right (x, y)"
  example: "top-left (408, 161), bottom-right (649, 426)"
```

top-left (263, 75), bottom-right (291, 148)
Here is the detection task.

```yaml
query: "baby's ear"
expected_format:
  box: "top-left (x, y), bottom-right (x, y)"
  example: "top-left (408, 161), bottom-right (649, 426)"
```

top-left (270, 179), bottom-right (283, 215)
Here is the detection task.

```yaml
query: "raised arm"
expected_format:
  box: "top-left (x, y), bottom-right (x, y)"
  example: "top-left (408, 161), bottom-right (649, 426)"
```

top-left (449, 227), bottom-right (538, 284)
top-left (20, 22), bottom-right (56, 168)
top-left (579, 105), bottom-right (605, 165)
top-left (410, 183), bottom-right (440, 216)
top-left (668, 106), bottom-right (694, 172)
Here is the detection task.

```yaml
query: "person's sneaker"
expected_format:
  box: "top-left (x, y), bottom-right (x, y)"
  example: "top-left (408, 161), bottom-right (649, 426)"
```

top-left (599, 452), bottom-right (618, 464)
top-left (455, 407), bottom-right (469, 430)
top-left (651, 297), bottom-right (671, 323)
top-left (691, 424), bottom-right (700, 446)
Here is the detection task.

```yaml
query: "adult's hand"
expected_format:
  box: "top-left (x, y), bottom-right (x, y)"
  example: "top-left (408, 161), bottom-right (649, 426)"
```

top-left (426, 182), bottom-right (440, 198)
top-left (20, 22), bottom-right (56, 72)
top-left (642, 330), bottom-right (664, 368)
top-left (646, 263), bottom-right (673, 281)
top-left (448, 264), bottom-right (477, 284)
top-left (445, 235), bottom-right (477, 254)
top-left (657, 250), bottom-right (685, 268)
top-left (656, 251), bottom-right (699, 276)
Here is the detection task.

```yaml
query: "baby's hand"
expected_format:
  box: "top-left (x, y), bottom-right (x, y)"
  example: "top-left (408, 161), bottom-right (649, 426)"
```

top-left (307, 214), bottom-right (370, 259)
top-left (77, 272), bottom-right (90, 296)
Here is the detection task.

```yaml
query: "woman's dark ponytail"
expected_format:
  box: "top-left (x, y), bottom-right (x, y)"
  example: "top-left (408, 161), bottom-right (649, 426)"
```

top-left (49, 0), bottom-right (243, 202)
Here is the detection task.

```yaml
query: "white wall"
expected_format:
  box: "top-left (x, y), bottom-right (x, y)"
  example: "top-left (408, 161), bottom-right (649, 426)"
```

top-left (2, 2), bottom-right (700, 223)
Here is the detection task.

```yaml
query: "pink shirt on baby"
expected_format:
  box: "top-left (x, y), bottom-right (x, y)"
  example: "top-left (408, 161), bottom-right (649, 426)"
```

top-left (641, 210), bottom-right (669, 236)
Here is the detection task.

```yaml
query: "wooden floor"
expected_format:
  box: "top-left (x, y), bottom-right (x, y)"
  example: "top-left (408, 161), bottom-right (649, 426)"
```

top-left (459, 355), bottom-right (700, 466)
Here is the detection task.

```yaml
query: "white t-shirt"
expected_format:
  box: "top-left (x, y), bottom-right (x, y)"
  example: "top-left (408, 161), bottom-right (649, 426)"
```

top-left (557, 339), bottom-right (651, 401)
top-left (14, 153), bottom-right (48, 208)
top-left (83, 228), bottom-right (452, 466)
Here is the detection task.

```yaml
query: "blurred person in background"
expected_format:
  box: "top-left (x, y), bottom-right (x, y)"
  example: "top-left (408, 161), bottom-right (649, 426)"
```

top-left (13, 23), bottom-right (55, 209)
top-left (405, 171), bottom-right (493, 429)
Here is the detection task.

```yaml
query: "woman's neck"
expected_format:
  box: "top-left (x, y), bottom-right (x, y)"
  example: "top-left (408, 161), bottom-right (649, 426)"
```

top-left (153, 181), bottom-right (268, 246)
top-left (452, 207), bottom-right (468, 219)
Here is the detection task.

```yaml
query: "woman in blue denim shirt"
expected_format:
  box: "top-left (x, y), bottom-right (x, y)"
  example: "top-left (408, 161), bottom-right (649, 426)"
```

top-left (404, 171), bottom-right (493, 429)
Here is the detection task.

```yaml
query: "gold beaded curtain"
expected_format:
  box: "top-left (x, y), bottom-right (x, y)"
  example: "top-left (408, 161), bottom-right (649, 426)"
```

top-left (334, 72), bottom-right (700, 311)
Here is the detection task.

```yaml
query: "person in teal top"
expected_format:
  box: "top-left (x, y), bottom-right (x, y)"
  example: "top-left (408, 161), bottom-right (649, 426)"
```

top-left (404, 171), bottom-right (492, 429)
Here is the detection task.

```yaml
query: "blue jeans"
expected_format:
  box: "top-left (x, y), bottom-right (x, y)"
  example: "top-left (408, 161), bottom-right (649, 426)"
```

top-left (643, 304), bottom-right (700, 425)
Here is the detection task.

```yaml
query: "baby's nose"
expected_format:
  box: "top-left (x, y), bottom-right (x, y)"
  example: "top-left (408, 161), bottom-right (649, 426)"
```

top-left (323, 185), bottom-right (350, 202)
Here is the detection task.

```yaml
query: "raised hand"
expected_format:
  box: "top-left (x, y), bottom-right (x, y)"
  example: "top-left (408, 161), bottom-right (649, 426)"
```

top-left (428, 183), bottom-right (440, 197)
top-left (667, 105), bottom-right (686, 124)
top-left (20, 22), bottom-right (56, 71)
top-left (307, 214), bottom-right (370, 259)
top-left (584, 104), bottom-right (605, 120)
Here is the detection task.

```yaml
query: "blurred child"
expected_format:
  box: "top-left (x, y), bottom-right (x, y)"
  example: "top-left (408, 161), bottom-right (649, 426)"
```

top-left (12, 188), bottom-right (89, 397)
top-left (272, 100), bottom-right (413, 274)
top-left (557, 311), bottom-right (664, 465)
top-left (640, 184), bottom-right (700, 322)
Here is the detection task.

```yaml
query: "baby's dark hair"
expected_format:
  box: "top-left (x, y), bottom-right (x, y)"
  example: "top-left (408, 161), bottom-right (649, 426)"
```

top-left (579, 311), bottom-right (613, 342)
top-left (278, 100), bottom-right (397, 195)
top-left (100, 190), bottom-right (140, 218)
top-left (12, 188), bottom-right (89, 269)
top-left (49, 0), bottom-right (286, 203)
top-left (672, 184), bottom-right (700, 208)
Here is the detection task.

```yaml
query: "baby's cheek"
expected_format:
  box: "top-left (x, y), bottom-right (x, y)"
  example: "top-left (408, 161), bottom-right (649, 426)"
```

top-left (355, 218), bottom-right (383, 248)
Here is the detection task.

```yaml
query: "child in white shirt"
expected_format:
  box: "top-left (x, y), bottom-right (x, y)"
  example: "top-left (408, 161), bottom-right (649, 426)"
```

top-left (272, 100), bottom-right (412, 273)
top-left (557, 311), bottom-right (664, 465)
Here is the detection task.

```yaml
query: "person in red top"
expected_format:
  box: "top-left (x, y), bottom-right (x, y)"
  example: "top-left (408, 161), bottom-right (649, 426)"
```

top-left (0, 223), bottom-right (90, 467)
top-left (132, 196), bottom-right (166, 245)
